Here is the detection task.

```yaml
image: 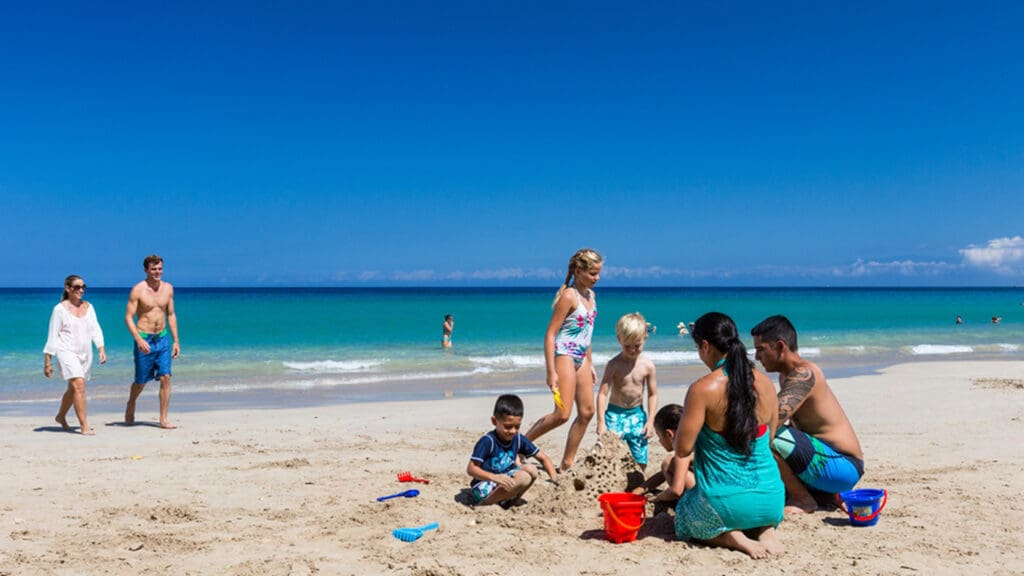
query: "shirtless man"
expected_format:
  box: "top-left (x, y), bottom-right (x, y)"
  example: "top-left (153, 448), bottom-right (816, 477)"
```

top-left (751, 315), bottom-right (863, 514)
top-left (124, 255), bottom-right (180, 429)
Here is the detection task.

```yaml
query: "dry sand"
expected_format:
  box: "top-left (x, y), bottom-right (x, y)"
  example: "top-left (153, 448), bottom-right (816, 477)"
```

top-left (1, 361), bottom-right (1023, 575)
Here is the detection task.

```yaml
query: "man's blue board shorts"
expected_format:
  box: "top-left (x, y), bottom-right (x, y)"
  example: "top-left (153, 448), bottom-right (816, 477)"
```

top-left (772, 425), bottom-right (863, 494)
top-left (134, 329), bottom-right (172, 384)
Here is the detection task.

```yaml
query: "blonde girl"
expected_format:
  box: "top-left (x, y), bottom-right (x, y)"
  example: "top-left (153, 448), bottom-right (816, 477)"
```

top-left (526, 248), bottom-right (603, 471)
top-left (43, 275), bottom-right (106, 435)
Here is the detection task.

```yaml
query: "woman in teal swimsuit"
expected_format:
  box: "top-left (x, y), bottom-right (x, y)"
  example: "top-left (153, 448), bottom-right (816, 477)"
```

top-left (673, 312), bottom-right (785, 559)
top-left (526, 248), bottom-right (602, 473)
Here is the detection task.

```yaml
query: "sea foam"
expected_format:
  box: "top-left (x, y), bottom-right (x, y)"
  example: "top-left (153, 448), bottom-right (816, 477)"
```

top-left (282, 359), bottom-right (384, 373)
top-left (910, 345), bottom-right (974, 355)
top-left (467, 355), bottom-right (544, 369)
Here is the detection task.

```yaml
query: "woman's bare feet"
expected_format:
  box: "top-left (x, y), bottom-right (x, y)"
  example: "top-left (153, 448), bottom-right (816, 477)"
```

top-left (710, 530), bottom-right (769, 559)
top-left (756, 527), bottom-right (786, 556)
top-left (80, 427), bottom-right (95, 436)
top-left (159, 420), bottom-right (177, 430)
top-left (55, 414), bottom-right (71, 431)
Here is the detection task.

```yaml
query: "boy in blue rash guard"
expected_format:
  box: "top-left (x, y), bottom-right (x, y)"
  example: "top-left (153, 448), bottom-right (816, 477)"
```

top-left (467, 395), bottom-right (558, 507)
top-left (597, 313), bottom-right (659, 469)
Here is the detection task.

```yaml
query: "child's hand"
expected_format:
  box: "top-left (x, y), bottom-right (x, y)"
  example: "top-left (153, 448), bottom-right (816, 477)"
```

top-left (495, 474), bottom-right (516, 490)
top-left (546, 372), bottom-right (558, 392)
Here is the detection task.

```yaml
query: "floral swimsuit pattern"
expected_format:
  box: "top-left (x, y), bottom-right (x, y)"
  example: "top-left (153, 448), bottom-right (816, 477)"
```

top-left (554, 288), bottom-right (596, 368)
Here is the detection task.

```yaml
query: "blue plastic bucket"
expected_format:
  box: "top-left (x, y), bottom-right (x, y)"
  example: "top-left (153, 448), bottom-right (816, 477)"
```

top-left (836, 488), bottom-right (887, 527)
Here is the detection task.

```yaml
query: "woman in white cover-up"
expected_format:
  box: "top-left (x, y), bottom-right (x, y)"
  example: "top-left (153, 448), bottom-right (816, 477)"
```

top-left (43, 275), bottom-right (106, 435)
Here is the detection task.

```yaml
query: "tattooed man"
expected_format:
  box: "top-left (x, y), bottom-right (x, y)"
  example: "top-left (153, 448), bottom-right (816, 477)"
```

top-left (751, 316), bottom-right (863, 514)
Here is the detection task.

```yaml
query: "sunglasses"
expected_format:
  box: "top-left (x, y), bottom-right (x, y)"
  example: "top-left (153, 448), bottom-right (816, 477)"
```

top-left (69, 284), bottom-right (87, 291)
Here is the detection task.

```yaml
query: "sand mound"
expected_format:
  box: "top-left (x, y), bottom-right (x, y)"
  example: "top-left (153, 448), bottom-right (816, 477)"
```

top-left (525, 432), bottom-right (647, 517)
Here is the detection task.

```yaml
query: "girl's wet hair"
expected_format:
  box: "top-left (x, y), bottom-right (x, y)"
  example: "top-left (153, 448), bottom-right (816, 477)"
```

top-left (691, 312), bottom-right (758, 455)
top-left (61, 274), bottom-right (83, 302)
top-left (552, 248), bottom-right (603, 308)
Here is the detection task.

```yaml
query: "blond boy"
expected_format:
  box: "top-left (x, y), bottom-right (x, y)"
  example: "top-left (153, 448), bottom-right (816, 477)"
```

top-left (597, 313), bottom-right (658, 468)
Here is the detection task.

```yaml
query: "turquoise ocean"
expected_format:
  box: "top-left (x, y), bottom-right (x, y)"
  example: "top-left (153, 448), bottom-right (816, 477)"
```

top-left (1, 287), bottom-right (1021, 415)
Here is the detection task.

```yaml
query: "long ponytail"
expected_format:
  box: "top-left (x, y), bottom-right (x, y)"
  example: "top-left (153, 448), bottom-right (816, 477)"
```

top-left (691, 312), bottom-right (758, 455)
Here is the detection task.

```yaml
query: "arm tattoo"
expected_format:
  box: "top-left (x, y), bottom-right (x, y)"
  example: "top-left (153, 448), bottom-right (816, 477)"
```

top-left (778, 367), bottom-right (815, 423)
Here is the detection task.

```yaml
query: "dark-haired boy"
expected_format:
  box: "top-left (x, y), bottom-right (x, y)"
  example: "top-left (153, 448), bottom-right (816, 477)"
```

top-left (467, 394), bottom-right (558, 507)
top-left (631, 404), bottom-right (695, 504)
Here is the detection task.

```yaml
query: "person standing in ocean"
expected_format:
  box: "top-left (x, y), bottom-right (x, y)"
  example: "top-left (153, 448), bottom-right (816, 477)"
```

top-left (124, 255), bottom-right (180, 429)
top-left (525, 248), bottom-right (602, 472)
top-left (44, 275), bottom-right (106, 435)
top-left (442, 314), bottom-right (454, 349)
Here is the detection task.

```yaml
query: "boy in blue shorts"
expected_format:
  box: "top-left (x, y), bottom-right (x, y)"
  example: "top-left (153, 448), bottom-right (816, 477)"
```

top-left (596, 313), bottom-right (659, 469)
top-left (467, 394), bottom-right (558, 507)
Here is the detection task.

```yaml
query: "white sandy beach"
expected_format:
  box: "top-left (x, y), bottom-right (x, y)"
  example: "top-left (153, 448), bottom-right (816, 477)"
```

top-left (1, 361), bottom-right (1022, 576)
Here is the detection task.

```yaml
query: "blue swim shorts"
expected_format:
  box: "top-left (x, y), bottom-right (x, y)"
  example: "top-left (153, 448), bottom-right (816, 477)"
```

top-left (772, 425), bottom-right (864, 494)
top-left (605, 404), bottom-right (649, 465)
top-left (133, 329), bottom-right (172, 385)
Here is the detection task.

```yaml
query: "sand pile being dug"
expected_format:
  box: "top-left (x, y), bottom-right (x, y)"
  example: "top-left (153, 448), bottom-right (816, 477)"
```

top-left (526, 432), bottom-right (648, 517)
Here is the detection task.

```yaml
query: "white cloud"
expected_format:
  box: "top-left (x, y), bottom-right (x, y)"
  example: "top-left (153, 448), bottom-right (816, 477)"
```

top-left (832, 259), bottom-right (958, 278)
top-left (959, 236), bottom-right (1024, 274)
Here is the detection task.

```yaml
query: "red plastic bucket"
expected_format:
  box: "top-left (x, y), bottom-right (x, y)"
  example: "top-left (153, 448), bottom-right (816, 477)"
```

top-left (598, 493), bottom-right (646, 543)
top-left (836, 488), bottom-right (887, 527)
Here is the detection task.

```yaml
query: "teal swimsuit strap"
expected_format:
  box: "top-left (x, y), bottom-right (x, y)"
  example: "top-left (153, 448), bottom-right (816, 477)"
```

top-left (714, 356), bottom-right (728, 376)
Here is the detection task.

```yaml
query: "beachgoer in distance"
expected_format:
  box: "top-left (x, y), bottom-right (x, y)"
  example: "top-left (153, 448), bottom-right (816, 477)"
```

top-left (124, 255), bottom-right (180, 429)
top-left (442, 314), bottom-right (454, 349)
top-left (992, 316), bottom-right (1001, 324)
top-left (631, 404), bottom-right (696, 503)
top-left (955, 315), bottom-right (963, 325)
top-left (525, 248), bottom-right (603, 472)
top-left (43, 275), bottom-right (106, 435)
top-left (467, 394), bottom-right (558, 507)
top-left (751, 315), bottom-right (864, 514)
top-left (596, 312), bottom-right (659, 469)
top-left (674, 312), bottom-right (784, 559)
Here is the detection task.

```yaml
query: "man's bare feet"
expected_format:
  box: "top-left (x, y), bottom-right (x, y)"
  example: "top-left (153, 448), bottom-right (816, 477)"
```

top-left (125, 401), bottom-right (136, 425)
top-left (784, 498), bottom-right (817, 515)
top-left (55, 415), bottom-right (71, 431)
top-left (159, 421), bottom-right (177, 430)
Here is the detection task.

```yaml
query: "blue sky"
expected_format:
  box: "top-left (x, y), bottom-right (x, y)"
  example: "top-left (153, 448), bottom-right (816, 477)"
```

top-left (2, 2), bottom-right (1022, 287)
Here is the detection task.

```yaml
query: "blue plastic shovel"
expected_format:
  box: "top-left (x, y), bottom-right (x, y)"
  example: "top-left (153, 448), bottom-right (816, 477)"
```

top-left (376, 489), bottom-right (420, 502)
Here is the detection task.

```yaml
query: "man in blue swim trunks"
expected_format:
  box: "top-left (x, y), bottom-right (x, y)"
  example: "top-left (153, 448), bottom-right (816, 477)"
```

top-left (751, 315), bottom-right (864, 514)
top-left (124, 255), bottom-right (180, 429)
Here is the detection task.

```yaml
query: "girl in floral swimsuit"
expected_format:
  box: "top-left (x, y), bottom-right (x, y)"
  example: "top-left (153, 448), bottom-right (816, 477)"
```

top-left (525, 248), bottom-right (603, 472)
